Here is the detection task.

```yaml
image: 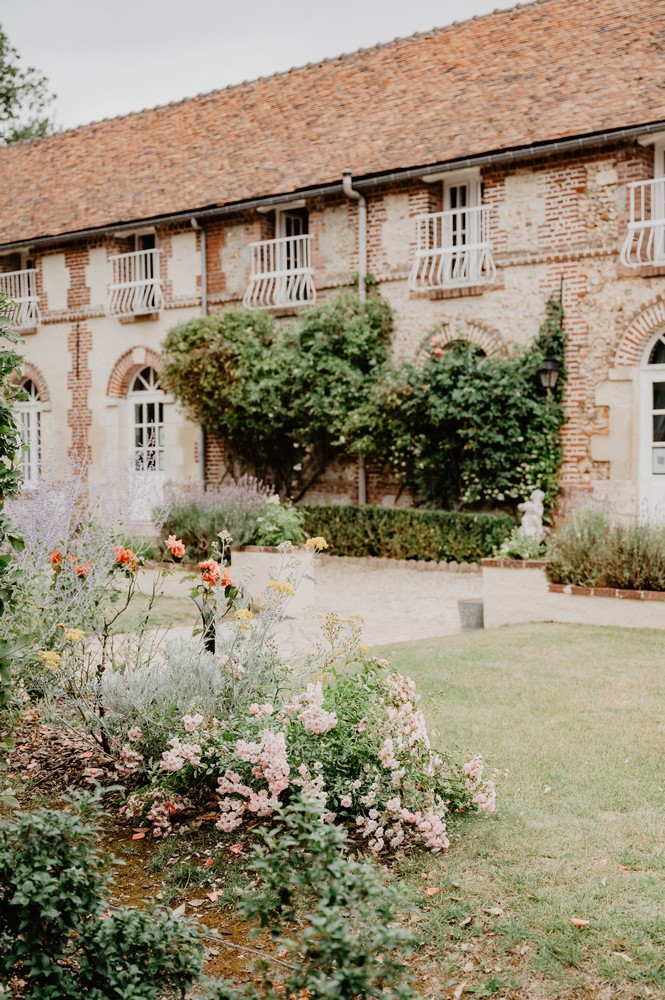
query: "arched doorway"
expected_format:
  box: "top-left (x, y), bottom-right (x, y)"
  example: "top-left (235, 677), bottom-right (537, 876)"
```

top-left (15, 379), bottom-right (42, 487)
top-left (640, 332), bottom-right (665, 517)
top-left (128, 366), bottom-right (165, 520)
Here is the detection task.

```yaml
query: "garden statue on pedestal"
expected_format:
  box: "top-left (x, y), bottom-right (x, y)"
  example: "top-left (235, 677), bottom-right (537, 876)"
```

top-left (517, 489), bottom-right (546, 543)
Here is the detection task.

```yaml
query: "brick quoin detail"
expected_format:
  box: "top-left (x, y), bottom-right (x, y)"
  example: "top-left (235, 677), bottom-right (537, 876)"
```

top-left (614, 297), bottom-right (665, 366)
top-left (204, 434), bottom-right (227, 485)
top-left (107, 347), bottom-right (162, 397)
top-left (67, 323), bottom-right (92, 465)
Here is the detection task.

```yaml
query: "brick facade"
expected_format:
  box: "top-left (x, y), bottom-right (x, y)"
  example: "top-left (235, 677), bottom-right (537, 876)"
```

top-left (3, 1), bottom-right (665, 517)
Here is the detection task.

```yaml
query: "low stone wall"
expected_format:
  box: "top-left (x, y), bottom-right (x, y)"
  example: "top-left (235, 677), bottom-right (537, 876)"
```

top-left (481, 559), bottom-right (665, 630)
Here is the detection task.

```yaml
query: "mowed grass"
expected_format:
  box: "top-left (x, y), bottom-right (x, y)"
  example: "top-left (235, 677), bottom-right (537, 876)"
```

top-left (376, 624), bottom-right (665, 999)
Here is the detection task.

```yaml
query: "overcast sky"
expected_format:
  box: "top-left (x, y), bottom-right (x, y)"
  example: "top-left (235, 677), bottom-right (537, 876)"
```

top-left (3, 0), bottom-right (519, 131)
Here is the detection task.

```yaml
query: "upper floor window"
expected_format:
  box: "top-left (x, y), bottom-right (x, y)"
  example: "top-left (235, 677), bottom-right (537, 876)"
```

top-left (15, 379), bottom-right (41, 486)
top-left (409, 170), bottom-right (496, 291)
top-left (243, 204), bottom-right (315, 309)
top-left (621, 139), bottom-right (665, 268)
top-left (0, 253), bottom-right (40, 330)
top-left (107, 232), bottom-right (164, 317)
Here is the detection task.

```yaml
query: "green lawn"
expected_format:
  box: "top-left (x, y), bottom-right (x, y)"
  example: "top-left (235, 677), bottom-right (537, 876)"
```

top-left (377, 624), bottom-right (665, 999)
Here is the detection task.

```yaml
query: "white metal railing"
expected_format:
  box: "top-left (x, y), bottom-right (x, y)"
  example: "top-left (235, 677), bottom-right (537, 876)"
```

top-left (0, 269), bottom-right (40, 328)
top-left (107, 249), bottom-right (164, 316)
top-left (408, 205), bottom-right (496, 291)
top-left (621, 178), bottom-right (665, 267)
top-left (243, 235), bottom-right (315, 308)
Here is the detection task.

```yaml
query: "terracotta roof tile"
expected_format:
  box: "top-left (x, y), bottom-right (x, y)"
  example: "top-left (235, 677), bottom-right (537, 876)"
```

top-left (0, 0), bottom-right (663, 245)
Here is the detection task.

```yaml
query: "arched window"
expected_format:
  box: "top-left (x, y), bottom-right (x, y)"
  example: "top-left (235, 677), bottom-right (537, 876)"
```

top-left (15, 379), bottom-right (41, 486)
top-left (645, 334), bottom-right (665, 479)
top-left (129, 367), bottom-right (164, 473)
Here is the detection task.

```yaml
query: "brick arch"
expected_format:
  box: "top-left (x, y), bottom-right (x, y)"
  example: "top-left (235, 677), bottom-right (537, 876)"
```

top-left (614, 297), bottom-right (665, 367)
top-left (10, 360), bottom-right (50, 403)
top-left (417, 318), bottom-right (507, 360)
top-left (106, 346), bottom-right (162, 398)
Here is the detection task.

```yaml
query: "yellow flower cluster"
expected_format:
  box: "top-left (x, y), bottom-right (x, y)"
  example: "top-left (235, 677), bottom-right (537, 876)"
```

top-left (64, 628), bottom-right (86, 643)
top-left (266, 580), bottom-right (296, 597)
top-left (38, 650), bottom-right (62, 670)
top-left (234, 609), bottom-right (252, 631)
top-left (305, 536), bottom-right (329, 550)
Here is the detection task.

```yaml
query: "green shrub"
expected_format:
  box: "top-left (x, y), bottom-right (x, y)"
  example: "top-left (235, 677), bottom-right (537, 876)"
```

top-left (0, 790), bottom-right (204, 997)
top-left (206, 797), bottom-right (416, 1000)
top-left (162, 292), bottom-right (392, 499)
top-left (547, 509), bottom-right (665, 590)
top-left (160, 482), bottom-right (304, 560)
top-left (300, 504), bottom-right (514, 563)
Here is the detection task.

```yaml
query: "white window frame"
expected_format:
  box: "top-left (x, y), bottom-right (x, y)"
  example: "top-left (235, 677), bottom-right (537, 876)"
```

top-left (15, 379), bottom-right (41, 487)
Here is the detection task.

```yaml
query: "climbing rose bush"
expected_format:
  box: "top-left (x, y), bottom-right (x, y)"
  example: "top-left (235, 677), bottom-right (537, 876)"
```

top-left (116, 658), bottom-right (496, 854)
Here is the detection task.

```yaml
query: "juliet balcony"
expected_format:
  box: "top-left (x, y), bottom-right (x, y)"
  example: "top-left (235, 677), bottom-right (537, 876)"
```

top-left (243, 234), bottom-right (316, 309)
top-left (0, 268), bottom-right (41, 329)
top-left (621, 178), bottom-right (665, 267)
top-left (107, 249), bottom-right (164, 316)
top-left (408, 205), bottom-right (496, 291)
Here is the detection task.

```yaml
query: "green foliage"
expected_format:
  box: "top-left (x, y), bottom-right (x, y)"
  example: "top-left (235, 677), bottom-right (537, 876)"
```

top-left (301, 504), bottom-right (514, 562)
top-left (160, 484), bottom-right (304, 559)
top-left (0, 25), bottom-right (55, 143)
top-left (355, 295), bottom-right (566, 512)
top-left (0, 291), bottom-right (25, 708)
top-left (253, 498), bottom-right (304, 547)
top-left (207, 797), bottom-right (416, 1000)
top-left (547, 509), bottom-right (665, 590)
top-left (162, 291), bottom-right (392, 498)
top-left (0, 789), bottom-right (204, 997)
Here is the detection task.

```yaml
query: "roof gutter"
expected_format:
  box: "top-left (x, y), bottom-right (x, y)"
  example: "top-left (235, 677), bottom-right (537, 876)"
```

top-left (4, 119), bottom-right (665, 253)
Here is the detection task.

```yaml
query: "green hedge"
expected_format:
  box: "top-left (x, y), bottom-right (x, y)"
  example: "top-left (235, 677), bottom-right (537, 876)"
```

top-left (300, 505), bottom-right (515, 563)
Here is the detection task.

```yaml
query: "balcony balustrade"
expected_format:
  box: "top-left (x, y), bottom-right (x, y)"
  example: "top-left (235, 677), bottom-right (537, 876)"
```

top-left (0, 268), bottom-right (40, 328)
top-left (243, 234), bottom-right (315, 309)
top-left (107, 249), bottom-right (164, 316)
top-left (621, 178), bottom-right (665, 267)
top-left (408, 205), bottom-right (496, 291)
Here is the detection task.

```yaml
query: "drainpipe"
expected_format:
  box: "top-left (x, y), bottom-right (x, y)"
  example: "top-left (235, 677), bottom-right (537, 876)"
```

top-left (190, 218), bottom-right (208, 483)
top-left (342, 170), bottom-right (368, 505)
top-left (190, 217), bottom-right (207, 316)
top-left (342, 169), bottom-right (367, 310)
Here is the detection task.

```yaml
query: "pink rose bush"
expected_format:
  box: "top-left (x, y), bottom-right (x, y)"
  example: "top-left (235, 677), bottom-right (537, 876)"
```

top-left (114, 660), bottom-right (496, 851)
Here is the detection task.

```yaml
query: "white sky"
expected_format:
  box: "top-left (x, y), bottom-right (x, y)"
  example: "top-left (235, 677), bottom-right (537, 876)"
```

top-left (3, 0), bottom-right (519, 131)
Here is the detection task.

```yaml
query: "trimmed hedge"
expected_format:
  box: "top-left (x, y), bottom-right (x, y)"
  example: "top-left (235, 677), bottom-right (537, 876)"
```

top-left (300, 505), bottom-right (515, 563)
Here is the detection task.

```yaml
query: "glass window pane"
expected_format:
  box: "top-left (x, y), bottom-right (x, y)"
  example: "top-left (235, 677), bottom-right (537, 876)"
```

top-left (654, 382), bottom-right (665, 410)
top-left (158, 452), bottom-right (165, 471)
top-left (653, 414), bottom-right (665, 442)
top-left (648, 338), bottom-right (665, 365)
top-left (652, 448), bottom-right (665, 474)
top-left (147, 402), bottom-right (155, 424)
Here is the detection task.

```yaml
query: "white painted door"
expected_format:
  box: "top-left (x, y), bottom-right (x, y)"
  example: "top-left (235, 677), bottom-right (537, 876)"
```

top-left (128, 367), bottom-right (165, 522)
top-left (639, 335), bottom-right (665, 519)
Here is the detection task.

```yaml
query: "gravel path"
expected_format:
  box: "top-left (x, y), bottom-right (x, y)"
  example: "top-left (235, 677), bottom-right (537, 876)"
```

top-left (293, 556), bottom-right (482, 646)
top-left (140, 557), bottom-right (482, 649)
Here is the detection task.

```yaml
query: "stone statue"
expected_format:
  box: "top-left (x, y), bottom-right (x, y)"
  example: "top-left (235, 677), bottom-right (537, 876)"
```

top-left (517, 489), bottom-right (545, 542)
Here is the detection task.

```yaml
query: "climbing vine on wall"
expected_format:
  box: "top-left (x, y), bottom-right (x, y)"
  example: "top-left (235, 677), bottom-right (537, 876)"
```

top-left (352, 294), bottom-right (566, 512)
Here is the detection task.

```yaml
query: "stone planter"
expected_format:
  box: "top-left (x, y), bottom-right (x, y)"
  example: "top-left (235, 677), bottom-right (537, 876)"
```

top-left (232, 546), bottom-right (316, 611)
top-left (481, 559), bottom-right (665, 630)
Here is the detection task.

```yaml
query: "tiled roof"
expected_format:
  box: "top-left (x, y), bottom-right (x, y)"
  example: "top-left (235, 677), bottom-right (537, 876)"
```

top-left (0, 0), bottom-right (663, 246)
